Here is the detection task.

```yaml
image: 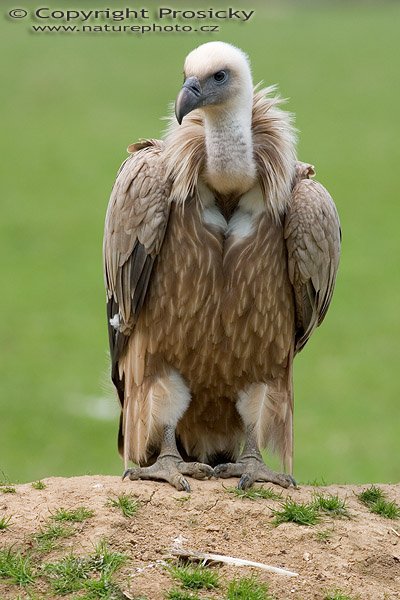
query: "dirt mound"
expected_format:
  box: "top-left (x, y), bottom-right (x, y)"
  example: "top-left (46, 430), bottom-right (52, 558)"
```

top-left (1, 477), bottom-right (399, 599)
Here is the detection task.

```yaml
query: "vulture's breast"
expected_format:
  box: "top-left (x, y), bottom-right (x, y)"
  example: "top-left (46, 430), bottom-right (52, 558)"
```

top-left (143, 183), bottom-right (295, 396)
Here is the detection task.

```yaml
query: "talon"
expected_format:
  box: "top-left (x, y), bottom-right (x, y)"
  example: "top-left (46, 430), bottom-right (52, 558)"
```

top-left (214, 464), bottom-right (228, 477)
top-left (121, 426), bottom-right (213, 491)
top-left (274, 474), bottom-right (293, 489)
top-left (123, 468), bottom-right (141, 482)
top-left (238, 473), bottom-right (253, 490)
top-left (181, 479), bottom-right (191, 493)
top-left (205, 465), bottom-right (215, 478)
top-left (215, 455), bottom-right (295, 490)
top-left (173, 474), bottom-right (191, 493)
top-left (122, 469), bottom-right (131, 481)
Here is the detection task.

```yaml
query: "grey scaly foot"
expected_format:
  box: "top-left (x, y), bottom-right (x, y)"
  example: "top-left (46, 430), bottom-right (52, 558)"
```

top-left (214, 424), bottom-right (296, 490)
top-left (123, 453), bottom-right (214, 492)
top-left (214, 455), bottom-right (296, 490)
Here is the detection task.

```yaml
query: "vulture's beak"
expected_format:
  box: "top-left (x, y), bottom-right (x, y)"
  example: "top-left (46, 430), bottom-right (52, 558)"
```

top-left (175, 76), bottom-right (203, 125)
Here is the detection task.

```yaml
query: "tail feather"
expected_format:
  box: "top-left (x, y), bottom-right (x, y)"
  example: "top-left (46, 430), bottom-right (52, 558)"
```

top-left (237, 377), bottom-right (294, 474)
top-left (122, 366), bottom-right (191, 466)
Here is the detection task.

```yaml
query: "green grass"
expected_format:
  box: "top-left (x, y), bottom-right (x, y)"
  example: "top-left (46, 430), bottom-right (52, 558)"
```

top-left (44, 554), bottom-right (92, 594)
top-left (272, 494), bottom-right (349, 525)
top-left (89, 540), bottom-right (127, 576)
top-left (226, 486), bottom-right (282, 501)
top-left (0, 515), bottom-right (12, 530)
top-left (271, 498), bottom-right (320, 526)
top-left (316, 529), bottom-right (333, 543)
top-left (52, 506), bottom-right (95, 523)
top-left (313, 493), bottom-right (350, 518)
top-left (0, 547), bottom-right (36, 586)
top-left (166, 590), bottom-right (201, 600)
top-left (226, 576), bottom-right (273, 600)
top-left (357, 486), bottom-right (400, 519)
top-left (370, 499), bottom-right (400, 520)
top-left (80, 574), bottom-right (123, 599)
top-left (32, 506), bottom-right (94, 552)
top-left (358, 485), bottom-right (385, 506)
top-left (34, 522), bottom-right (75, 552)
top-left (1, 486), bottom-right (16, 494)
top-left (31, 480), bottom-right (46, 490)
top-left (168, 563), bottom-right (219, 590)
top-left (324, 591), bottom-right (357, 600)
top-left (43, 542), bottom-right (127, 596)
top-left (107, 493), bottom-right (139, 518)
top-left (173, 495), bottom-right (191, 503)
top-left (308, 478), bottom-right (328, 487)
top-left (0, 538), bottom-right (126, 597)
top-left (0, 471), bottom-right (12, 486)
top-left (0, 2), bottom-right (399, 484)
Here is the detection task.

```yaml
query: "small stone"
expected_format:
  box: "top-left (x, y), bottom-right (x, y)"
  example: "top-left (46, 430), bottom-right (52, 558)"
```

top-left (141, 552), bottom-right (151, 561)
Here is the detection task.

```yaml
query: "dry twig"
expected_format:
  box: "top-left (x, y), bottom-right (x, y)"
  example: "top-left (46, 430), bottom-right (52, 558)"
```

top-left (171, 547), bottom-right (298, 577)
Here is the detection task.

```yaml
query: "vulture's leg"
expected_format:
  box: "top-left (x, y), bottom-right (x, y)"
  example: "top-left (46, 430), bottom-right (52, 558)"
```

top-left (215, 380), bottom-right (295, 489)
top-left (214, 425), bottom-right (296, 490)
top-left (123, 425), bottom-right (214, 492)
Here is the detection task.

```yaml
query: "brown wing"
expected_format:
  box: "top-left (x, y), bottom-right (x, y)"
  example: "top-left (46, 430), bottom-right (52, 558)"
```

top-left (103, 139), bottom-right (171, 408)
top-left (284, 168), bottom-right (341, 353)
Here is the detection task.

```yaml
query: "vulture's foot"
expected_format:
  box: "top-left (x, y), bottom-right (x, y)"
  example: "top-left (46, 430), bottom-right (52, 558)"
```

top-left (214, 455), bottom-right (296, 490)
top-left (123, 454), bottom-right (214, 492)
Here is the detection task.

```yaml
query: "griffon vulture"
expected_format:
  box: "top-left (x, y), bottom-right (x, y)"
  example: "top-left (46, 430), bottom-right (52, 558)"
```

top-left (103, 42), bottom-right (341, 491)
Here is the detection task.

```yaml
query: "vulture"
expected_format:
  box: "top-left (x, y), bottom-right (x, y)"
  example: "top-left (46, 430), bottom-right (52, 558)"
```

top-left (103, 41), bottom-right (341, 491)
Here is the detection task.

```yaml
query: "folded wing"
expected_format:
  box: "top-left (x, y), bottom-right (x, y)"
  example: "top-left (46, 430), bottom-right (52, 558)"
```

top-left (103, 140), bottom-right (171, 406)
top-left (284, 165), bottom-right (341, 353)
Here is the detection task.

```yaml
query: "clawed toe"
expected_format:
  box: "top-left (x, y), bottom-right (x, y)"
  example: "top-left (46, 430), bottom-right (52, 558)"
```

top-left (171, 473), bottom-right (191, 492)
top-left (214, 456), bottom-right (296, 490)
top-left (214, 462), bottom-right (241, 478)
top-left (122, 464), bottom-right (191, 492)
top-left (122, 468), bottom-right (138, 481)
top-left (213, 464), bottom-right (226, 477)
top-left (238, 468), bottom-right (296, 489)
top-left (179, 462), bottom-right (214, 480)
top-left (122, 469), bottom-right (129, 481)
top-left (238, 473), bottom-right (254, 490)
top-left (121, 456), bottom-right (215, 491)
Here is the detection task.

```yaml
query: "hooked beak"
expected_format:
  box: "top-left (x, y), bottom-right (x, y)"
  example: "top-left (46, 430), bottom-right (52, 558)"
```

top-left (175, 76), bottom-right (203, 125)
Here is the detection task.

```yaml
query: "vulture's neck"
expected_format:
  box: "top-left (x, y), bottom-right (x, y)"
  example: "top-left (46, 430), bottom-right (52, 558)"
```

top-left (203, 103), bottom-right (257, 199)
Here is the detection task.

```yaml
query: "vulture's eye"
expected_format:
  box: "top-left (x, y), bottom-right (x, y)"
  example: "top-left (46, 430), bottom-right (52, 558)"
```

top-left (213, 70), bottom-right (227, 83)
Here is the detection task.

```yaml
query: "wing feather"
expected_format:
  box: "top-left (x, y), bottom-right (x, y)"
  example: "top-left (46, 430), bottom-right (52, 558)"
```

top-left (103, 140), bottom-right (171, 404)
top-left (285, 170), bottom-right (341, 353)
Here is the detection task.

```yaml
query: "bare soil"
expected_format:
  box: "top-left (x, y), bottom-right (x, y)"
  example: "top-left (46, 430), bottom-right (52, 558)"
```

top-left (1, 477), bottom-right (399, 599)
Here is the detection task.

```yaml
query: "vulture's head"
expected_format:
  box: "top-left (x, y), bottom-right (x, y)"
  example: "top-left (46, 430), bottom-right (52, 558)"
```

top-left (175, 41), bottom-right (253, 124)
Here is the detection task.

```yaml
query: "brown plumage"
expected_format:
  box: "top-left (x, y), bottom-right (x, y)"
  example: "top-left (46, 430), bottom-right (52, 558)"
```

top-left (103, 42), bottom-right (341, 491)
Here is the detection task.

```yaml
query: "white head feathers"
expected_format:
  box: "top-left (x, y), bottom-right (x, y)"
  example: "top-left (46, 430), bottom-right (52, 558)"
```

top-left (164, 42), bottom-right (297, 218)
top-left (184, 42), bottom-right (251, 80)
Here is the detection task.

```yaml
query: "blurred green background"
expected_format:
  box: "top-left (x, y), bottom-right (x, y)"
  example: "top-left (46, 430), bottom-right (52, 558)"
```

top-left (1, 0), bottom-right (399, 485)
